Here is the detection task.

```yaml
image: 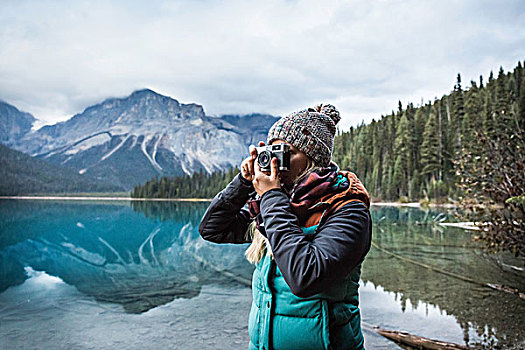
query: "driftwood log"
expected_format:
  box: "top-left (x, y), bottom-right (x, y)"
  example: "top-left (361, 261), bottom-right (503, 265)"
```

top-left (376, 328), bottom-right (474, 350)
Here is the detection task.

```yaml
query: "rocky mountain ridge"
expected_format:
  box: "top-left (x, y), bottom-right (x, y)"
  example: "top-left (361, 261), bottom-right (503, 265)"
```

top-left (0, 101), bottom-right (36, 146)
top-left (2, 90), bottom-right (278, 190)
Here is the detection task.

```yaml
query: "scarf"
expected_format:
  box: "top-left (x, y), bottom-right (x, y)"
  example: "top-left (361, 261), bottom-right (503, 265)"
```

top-left (248, 163), bottom-right (370, 228)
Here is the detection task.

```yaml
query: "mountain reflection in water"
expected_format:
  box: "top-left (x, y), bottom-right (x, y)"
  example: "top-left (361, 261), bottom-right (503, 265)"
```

top-left (0, 200), bottom-right (523, 349)
top-left (0, 200), bottom-right (253, 313)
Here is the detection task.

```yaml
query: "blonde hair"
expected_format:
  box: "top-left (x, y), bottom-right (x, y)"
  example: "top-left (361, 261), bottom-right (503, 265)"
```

top-left (244, 221), bottom-right (273, 264)
top-left (244, 159), bottom-right (320, 264)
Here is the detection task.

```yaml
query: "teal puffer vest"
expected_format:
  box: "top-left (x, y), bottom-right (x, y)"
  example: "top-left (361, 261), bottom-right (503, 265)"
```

top-left (248, 253), bottom-right (364, 350)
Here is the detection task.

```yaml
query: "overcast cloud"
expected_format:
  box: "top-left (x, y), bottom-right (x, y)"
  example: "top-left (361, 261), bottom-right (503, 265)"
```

top-left (1, 0), bottom-right (524, 130)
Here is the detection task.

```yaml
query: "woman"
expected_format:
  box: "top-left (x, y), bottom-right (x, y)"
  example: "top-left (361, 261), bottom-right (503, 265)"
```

top-left (199, 104), bottom-right (372, 350)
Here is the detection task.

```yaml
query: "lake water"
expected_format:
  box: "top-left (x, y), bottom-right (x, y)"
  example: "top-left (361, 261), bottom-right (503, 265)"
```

top-left (0, 200), bottom-right (523, 349)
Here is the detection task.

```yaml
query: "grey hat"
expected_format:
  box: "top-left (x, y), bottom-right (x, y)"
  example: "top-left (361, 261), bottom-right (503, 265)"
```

top-left (267, 104), bottom-right (340, 167)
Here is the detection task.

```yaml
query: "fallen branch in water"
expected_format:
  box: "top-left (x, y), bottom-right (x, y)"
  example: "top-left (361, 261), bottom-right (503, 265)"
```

top-left (487, 283), bottom-right (525, 300)
top-left (376, 328), bottom-right (475, 349)
top-left (371, 241), bottom-right (525, 300)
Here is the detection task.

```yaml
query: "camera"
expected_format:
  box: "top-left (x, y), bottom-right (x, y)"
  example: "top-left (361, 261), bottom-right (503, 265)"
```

top-left (255, 143), bottom-right (290, 172)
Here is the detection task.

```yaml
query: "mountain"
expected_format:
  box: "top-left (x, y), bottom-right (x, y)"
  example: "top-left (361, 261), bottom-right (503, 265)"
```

top-left (9, 89), bottom-right (278, 189)
top-left (0, 143), bottom-right (124, 195)
top-left (0, 101), bottom-right (36, 146)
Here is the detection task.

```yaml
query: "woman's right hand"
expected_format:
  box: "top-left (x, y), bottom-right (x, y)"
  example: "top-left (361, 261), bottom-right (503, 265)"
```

top-left (241, 141), bottom-right (265, 181)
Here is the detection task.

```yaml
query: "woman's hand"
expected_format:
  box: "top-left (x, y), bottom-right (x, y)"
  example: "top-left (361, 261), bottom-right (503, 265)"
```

top-left (253, 155), bottom-right (281, 197)
top-left (241, 141), bottom-right (265, 182)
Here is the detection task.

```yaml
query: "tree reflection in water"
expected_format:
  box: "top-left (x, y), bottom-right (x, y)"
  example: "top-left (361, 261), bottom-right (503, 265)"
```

top-left (364, 206), bottom-right (525, 349)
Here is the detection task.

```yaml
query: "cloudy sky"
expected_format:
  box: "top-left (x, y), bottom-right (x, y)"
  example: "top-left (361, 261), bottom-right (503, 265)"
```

top-left (1, 0), bottom-right (524, 130)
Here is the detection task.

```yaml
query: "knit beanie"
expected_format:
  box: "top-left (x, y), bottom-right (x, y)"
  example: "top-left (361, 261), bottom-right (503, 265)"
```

top-left (267, 104), bottom-right (340, 167)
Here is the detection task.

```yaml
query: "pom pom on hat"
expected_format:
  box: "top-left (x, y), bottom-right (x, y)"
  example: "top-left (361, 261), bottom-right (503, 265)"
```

top-left (310, 103), bottom-right (341, 126)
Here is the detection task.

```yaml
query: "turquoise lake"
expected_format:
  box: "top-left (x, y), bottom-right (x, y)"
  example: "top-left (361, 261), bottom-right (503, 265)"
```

top-left (0, 200), bottom-right (523, 349)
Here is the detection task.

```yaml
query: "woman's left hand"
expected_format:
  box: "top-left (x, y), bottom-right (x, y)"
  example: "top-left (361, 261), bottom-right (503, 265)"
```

top-left (253, 157), bottom-right (281, 197)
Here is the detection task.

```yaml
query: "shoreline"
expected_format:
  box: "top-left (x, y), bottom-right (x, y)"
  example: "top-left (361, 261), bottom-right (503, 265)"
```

top-left (371, 202), bottom-right (456, 208)
top-left (0, 196), bottom-right (455, 207)
top-left (0, 196), bottom-right (212, 202)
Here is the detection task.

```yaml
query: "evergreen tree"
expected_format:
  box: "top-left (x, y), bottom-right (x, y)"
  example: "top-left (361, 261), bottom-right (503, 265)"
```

top-left (420, 106), bottom-right (441, 184)
top-left (462, 81), bottom-right (483, 154)
top-left (451, 74), bottom-right (465, 153)
top-left (393, 112), bottom-right (411, 198)
top-left (519, 70), bottom-right (525, 131)
top-left (370, 119), bottom-right (383, 197)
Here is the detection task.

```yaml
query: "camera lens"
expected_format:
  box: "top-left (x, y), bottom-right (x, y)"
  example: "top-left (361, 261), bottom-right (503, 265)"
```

top-left (257, 151), bottom-right (271, 168)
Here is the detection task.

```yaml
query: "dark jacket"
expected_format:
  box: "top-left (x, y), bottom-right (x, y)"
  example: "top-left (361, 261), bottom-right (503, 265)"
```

top-left (199, 173), bottom-right (372, 349)
top-left (199, 174), bottom-right (372, 297)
